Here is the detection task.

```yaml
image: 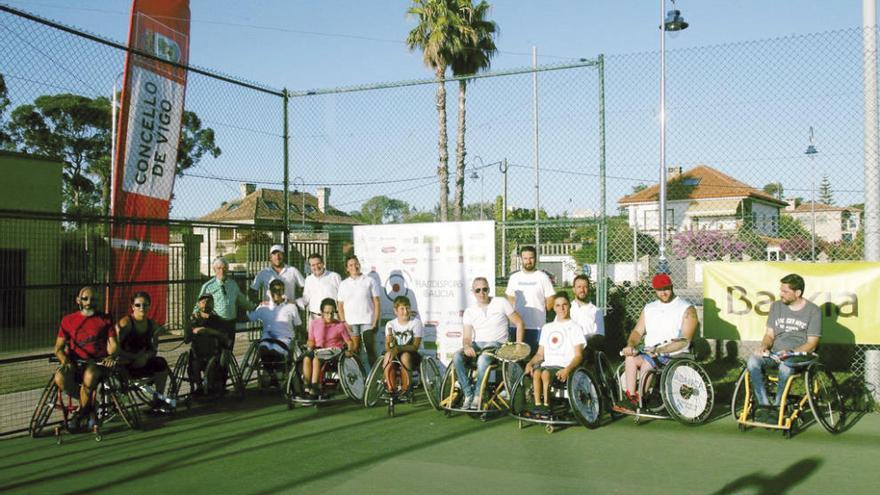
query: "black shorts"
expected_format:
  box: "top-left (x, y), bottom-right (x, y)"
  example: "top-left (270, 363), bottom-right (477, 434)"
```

top-left (126, 356), bottom-right (170, 379)
top-left (397, 350), bottom-right (421, 369)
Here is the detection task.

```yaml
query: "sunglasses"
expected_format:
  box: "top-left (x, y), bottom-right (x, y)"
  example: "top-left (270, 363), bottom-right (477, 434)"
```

top-left (321, 310), bottom-right (335, 315)
top-left (474, 287), bottom-right (490, 294)
top-left (133, 303), bottom-right (150, 308)
top-left (270, 287), bottom-right (285, 293)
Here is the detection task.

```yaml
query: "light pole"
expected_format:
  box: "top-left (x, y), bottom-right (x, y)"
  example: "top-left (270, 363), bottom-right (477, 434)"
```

top-left (292, 176), bottom-right (305, 227)
top-left (469, 169), bottom-right (484, 221)
top-left (500, 158), bottom-right (509, 276)
top-left (658, 0), bottom-right (689, 273)
top-left (806, 127), bottom-right (818, 262)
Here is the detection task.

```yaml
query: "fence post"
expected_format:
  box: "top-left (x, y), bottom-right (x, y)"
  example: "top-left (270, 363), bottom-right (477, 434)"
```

top-left (597, 54), bottom-right (607, 313)
top-left (283, 88), bottom-right (290, 250)
top-left (866, 349), bottom-right (880, 403)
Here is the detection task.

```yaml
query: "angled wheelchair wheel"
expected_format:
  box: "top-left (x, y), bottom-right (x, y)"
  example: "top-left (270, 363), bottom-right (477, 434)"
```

top-left (108, 377), bottom-right (142, 430)
top-left (239, 341), bottom-right (261, 385)
top-left (30, 376), bottom-right (60, 438)
top-left (594, 352), bottom-right (617, 402)
top-left (509, 369), bottom-right (534, 416)
top-left (614, 362), bottom-right (627, 403)
top-left (419, 356), bottom-right (442, 410)
top-left (169, 351), bottom-right (191, 400)
top-left (806, 363), bottom-right (844, 434)
top-left (730, 368), bottom-right (754, 425)
top-left (363, 358), bottom-right (385, 408)
top-left (339, 355), bottom-right (366, 403)
top-left (660, 359), bottom-right (714, 425)
top-left (284, 366), bottom-right (304, 406)
top-left (438, 364), bottom-right (461, 410)
top-left (224, 350), bottom-right (246, 399)
top-left (502, 361), bottom-right (524, 395)
top-left (477, 364), bottom-right (506, 412)
top-left (569, 368), bottom-right (603, 429)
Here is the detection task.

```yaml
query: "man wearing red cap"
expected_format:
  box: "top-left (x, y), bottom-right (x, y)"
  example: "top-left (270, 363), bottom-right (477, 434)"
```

top-left (619, 273), bottom-right (699, 406)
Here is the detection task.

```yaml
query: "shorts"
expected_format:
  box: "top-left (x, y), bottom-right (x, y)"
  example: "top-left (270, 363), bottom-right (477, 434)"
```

top-left (536, 365), bottom-right (563, 382)
top-left (640, 354), bottom-right (671, 368)
top-left (396, 350), bottom-right (421, 369)
top-left (348, 324), bottom-right (372, 337)
top-left (126, 356), bottom-right (170, 379)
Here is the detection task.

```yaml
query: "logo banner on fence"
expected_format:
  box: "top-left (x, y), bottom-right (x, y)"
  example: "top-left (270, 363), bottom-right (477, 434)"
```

top-left (703, 262), bottom-right (880, 345)
top-left (353, 221), bottom-right (495, 366)
top-left (110, 0), bottom-right (190, 324)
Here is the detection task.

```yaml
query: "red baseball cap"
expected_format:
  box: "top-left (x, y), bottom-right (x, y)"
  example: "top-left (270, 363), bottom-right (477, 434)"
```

top-left (651, 273), bottom-right (673, 289)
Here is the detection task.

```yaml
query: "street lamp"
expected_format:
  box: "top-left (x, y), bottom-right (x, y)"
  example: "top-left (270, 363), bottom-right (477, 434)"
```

top-left (658, 0), bottom-right (689, 273)
top-left (292, 176), bottom-right (305, 227)
top-left (806, 127), bottom-right (818, 262)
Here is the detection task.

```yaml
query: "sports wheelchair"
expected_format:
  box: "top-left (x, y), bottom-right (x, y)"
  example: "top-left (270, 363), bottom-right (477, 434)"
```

top-left (509, 350), bottom-right (616, 433)
top-left (613, 338), bottom-right (714, 425)
top-left (363, 351), bottom-right (442, 417)
top-left (433, 343), bottom-right (529, 421)
top-left (168, 336), bottom-right (245, 405)
top-left (285, 347), bottom-right (365, 408)
top-left (731, 351), bottom-right (844, 438)
top-left (239, 338), bottom-right (294, 392)
top-left (30, 360), bottom-right (142, 444)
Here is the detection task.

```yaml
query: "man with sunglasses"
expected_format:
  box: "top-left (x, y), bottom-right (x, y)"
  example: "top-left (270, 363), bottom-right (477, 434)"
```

top-left (619, 273), bottom-right (698, 406)
top-left (54, 286), bottom-right (118, 429)
top-left (453, 277), bottom-right (525, 409)
top-left (247, 279), bottom-right (301, 387)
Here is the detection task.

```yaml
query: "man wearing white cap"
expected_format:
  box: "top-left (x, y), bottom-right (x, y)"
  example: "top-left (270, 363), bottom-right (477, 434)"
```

top-left (251, 244), bottom-right (305, 307)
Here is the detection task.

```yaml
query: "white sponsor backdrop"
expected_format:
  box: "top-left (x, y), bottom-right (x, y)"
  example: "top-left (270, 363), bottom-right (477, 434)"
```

top-left (354, 221), bottom-right (495, 365)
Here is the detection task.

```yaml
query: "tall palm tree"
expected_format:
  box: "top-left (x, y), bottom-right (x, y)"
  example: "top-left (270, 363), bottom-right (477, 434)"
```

top-left (407, 0), bottom-right (465, 222)
top-left (450, 0), bottom-right (497, 220)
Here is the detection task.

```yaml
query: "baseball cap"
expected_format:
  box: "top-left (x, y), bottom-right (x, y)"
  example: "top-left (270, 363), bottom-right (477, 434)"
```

top-left (270, 244), bottom-right (285, 254)
top-left (651, 273), bottom-right (673, 289)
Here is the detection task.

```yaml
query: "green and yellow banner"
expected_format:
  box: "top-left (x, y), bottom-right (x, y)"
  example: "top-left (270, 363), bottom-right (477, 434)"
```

top-left (703, 262), bottom-right (880, 344)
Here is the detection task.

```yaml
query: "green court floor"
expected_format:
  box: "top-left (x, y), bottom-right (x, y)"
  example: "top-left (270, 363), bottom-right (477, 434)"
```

top-left (1, 394), bottom-right (877, 494)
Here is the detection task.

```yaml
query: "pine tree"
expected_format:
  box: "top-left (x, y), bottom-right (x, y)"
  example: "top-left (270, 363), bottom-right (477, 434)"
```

top-left (818, 175), bottom-right (834, 205)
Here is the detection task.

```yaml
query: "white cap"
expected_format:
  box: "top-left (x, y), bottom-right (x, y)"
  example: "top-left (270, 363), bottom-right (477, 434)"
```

top-left (270, 244), bottom-right (285, 254)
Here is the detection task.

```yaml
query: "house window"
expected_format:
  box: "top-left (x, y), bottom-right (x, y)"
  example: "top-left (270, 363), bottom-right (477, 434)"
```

top-left (682, 178), bottom-right (701, 186)
top-left (642, 208), bottom-right (674, 231)
top-left (0, 249), bottom-right (25, 328)
top-left (226, 202), bottom-right (240, 212)
top-left (264, 201), bottom-right (280, 210)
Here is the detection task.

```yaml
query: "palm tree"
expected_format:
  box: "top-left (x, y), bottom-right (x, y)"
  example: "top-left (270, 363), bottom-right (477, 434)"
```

top-left (407, 0), bottom-right (465, 222)
top-left (450, 0), bottom-right (497, 220)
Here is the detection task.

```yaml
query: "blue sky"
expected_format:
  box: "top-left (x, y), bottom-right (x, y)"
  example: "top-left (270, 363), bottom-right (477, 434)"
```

top-left (1, 1), bottom-right (873, 219)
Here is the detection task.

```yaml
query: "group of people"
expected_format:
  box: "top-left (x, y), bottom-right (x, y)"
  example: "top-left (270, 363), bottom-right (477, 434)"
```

top-left (50, 240), bottom-right (821, 430)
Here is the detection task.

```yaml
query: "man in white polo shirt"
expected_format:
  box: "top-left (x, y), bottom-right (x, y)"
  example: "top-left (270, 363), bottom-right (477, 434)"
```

top-left (251, 244), bottom-right (305, 306)
top-left (337, 255), bottom-right (381, 370)
top-left (302, 253), bottom-right (341, 321)
top-left (569, 274), bottom-right (605, 355)
top-left (453, 277), bottom-right (525, 409)
top-left (505, 245), bottom-right (554, 352)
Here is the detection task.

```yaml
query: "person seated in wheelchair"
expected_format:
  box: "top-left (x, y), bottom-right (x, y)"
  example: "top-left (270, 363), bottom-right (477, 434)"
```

top-left (383, 296), bottom-right (424, 395)
top-left (53, 286), bottom-right (118, 430)
top-left (187, 293), bottom-right (234, 396)
top-left (620, 273), bottom-right (698, 408)
top-left (116, 291), bottom-right (171, 413)
top-left (303, 298), bottom-right (355, 399)
top-left (247, 279), bottom-right (301, 388)
top-left (524, 292), bottom-right (585, 414)
top-left (453, 277), bottom-right (525, 410)
top-left (747, 273), bottom-right (821, 423)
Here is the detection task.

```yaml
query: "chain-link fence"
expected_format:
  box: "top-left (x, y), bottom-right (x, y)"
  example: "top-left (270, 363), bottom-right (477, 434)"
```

top-left (2, 5), bottom-right (880, 434)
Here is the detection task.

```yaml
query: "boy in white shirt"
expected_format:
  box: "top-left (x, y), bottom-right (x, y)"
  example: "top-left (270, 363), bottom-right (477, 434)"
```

top-left (247, 279), bottom-right (301, 387)
top-left (383, 296), bottom-right (423, 393)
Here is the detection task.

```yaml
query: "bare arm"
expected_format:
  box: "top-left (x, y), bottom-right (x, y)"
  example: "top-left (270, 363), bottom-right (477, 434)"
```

top-left (755, 327), bottom-right (775, 356)
top-left (557, 345), bottom-right (584, 382)
top-left (525, 346), bottom-right (545, 375)
top-left (508, 311), bottom-right (525, 343)
top-left (54, 336), bottom-right (68, 367)
top-left (793, 335), bottom-right (819, 354)
top-left (544, 295), bottom-right (554, 312)
top-left (681, 306), bottom-right (699, 341)
top-left (371, 296), bottom-right (380, 329)
top-left (622, 310), bottom-right (646, 356)
top-left (462, 324), bottom-right (476, 357)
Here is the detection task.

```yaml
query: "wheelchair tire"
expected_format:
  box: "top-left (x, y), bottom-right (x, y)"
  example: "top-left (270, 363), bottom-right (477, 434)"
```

top-left (660, 359), bottom-right (714, 425)
top-left (284, 366), bottom-right (304, 403)
top-left (502, 361), bottom-right (524, 395)
top-left (419, 356), bottom-right (442, 411)
top-left (509, 369), bottom-right (534, 416)
top-left (568, 368), bottom-right (603, 429)
top-left (363, 358), bottom-right (385, 408)
top-left (169, 351), bottom-right (190, 400)
top-left (109, 378), bottom-right (142, 430)
top-left (595, 352), bottom-right (618, 404)
top-left (239, 341), bottom-right (261, 385)
top-left (225, 350), bottom-right (246, 399)
top-left (339, 355), bottom-right (366, 403)
top-left (614, 362), bottom-right (627, 403)
top-left (476, 364), bottom-right (504, 412)
top-left (30, 376), bottom-right (59, 438)
top-left (806, 362), bottom-right (845, 434)
top-left (730, 368), bottom-right (753, 424)
top-left (438, 364), bottom-right (461, 410)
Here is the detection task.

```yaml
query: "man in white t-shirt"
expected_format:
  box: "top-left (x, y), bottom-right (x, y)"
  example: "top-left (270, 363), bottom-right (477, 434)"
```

top-left (337, 255), bottom-right (381, 371)
top-left (453, 277), bottom-right (525, 409)
top-left (247, 279), bottom-right (301, 387)
top-left (505, 246), bottom-right (554, 352)
top-left (524, 292), bottom-right (585, 412)
top-left (570, 274), bottom-right (605, 356)
top-left (250, 244), bottom-right (305, 307)
top-left (302, 253), bottom-right (342, 321)
top-left (620, 273), bottom-right (698, 407)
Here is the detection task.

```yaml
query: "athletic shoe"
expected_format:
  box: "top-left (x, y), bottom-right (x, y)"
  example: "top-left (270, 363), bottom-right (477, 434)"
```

top-left (462, 394), bottom-right (474, 410)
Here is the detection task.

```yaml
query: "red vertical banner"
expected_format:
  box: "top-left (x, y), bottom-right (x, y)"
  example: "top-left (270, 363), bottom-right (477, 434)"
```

top-left (111, 0), bottom-right (190, 324)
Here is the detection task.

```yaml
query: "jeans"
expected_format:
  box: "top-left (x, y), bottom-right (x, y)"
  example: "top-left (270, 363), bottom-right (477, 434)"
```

top-left (746, 355), bottom-right (802, 406)
top-left (452, 341), bottom-right (499, 399)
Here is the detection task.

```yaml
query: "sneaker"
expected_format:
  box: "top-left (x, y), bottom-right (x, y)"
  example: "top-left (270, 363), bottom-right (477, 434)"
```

top-left (259, 373), bottom-right (272, 389)
top-left (626, 392), bottom-right (640, 407)
top-left (462, 395), bottom-right (474, 410)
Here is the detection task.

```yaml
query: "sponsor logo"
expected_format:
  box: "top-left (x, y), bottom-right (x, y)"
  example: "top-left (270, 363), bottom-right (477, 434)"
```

top-left (142, 31), bottom-right (181, 63)
top-left (403, 258), bottom-right (418, 265)
top-left (381, 246), bottom-right (396, 253)
top-left (446, 331), bottom-right (462, 338)
top-left (427, 320), bottom-right (439, 326)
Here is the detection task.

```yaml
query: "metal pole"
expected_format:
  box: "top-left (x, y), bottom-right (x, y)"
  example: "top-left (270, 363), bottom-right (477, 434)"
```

top-left (807, 126), bottom-right (818, 262)
top-left (597, 54), bottom-right (607, 313)
top-left (501, 158), bottom-right (508, 276)
top-left (533, 46), bottom-right (541, 252)
top-left (282, 89), bottom-right (290, 249)
top-left (658, 0), bottom-right (668, 273)
top-left (865, 0), bottom-right (880, 261)
top-left (480, 173), bottom-right (485, 221)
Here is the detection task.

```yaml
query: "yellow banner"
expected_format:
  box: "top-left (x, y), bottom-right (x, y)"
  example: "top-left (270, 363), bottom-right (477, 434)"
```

top-left (702, 262), bottom-right (880, 344)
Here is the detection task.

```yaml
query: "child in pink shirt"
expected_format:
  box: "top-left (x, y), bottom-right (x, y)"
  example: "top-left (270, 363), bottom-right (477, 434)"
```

top-left (303, 298), bottom-right (353, 397)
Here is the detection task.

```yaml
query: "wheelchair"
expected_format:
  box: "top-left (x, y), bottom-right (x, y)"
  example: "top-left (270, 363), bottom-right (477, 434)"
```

top-left (509, 361), bottom-right (605, 433)
top-left (613, 339), bottom-right (715, 425)
top-left (364, 351), bottom-right (440, 417)
top-left (239, 338), bottom-right (294, 392)
top-left (30, 360), bottom-right (142, 444)
top-left (731, 351), bottom-right (844, 438)
top-left (434, 343), bottom-right (529, 421)
top-left (285, 347), bottom-right (365, 408)
top-left (168, 336), bottom-right (245, 405)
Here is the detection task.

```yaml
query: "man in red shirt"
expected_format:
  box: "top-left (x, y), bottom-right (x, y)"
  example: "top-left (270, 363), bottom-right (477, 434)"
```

top-left (53, 286), bottom-right (118, 427)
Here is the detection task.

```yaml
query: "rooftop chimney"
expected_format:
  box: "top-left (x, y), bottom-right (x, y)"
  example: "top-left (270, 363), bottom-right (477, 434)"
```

top-left (667, 166), bottom-right (683, 178)
top-left (316, 187), bottom-right (330, 213)
top-left (240, 183), bottom-right (256, 198)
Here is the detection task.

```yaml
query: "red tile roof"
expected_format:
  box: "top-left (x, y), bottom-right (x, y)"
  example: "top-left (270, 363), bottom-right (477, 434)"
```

top-left (618, 165), bottom-right (787, 207)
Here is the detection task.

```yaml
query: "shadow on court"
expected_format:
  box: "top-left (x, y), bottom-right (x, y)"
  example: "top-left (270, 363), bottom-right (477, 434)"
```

top-left (711, 457), bottom-right (823, 495)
